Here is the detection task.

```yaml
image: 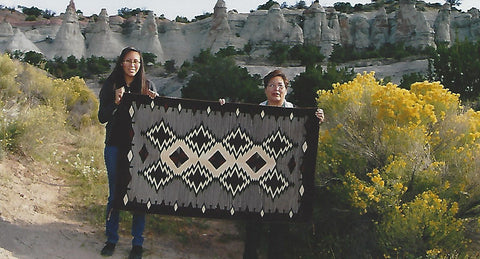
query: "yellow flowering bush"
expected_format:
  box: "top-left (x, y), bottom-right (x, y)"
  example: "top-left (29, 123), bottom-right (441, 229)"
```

top-left (315, 72), bottom-right (479, 257)
top-left (0, 54), bottom-right (18, 99)
top-left (0, 55), bottom-right (107, 223)
top-left (0, 55), bottom-right (100, 158)
top-left (379, 191), bottom-right (465, 257)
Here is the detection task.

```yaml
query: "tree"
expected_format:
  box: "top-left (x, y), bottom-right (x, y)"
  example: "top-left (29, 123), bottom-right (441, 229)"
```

top-left (429, 40), bottom-right (480, 101)
top-left (193, 12), bottom-right (212, 22)
top-left (446, 0), bottom-right (461, 7)
top-left (215, 46), bottom-right (241, 58)
top-left (257, 0), bottom-right (279, 10)
top-left (289, 63), bottom-right (354, 107)
top-left (22, 51), bottom-right (46, 67)
top-left (142, 52), bottom-right (157, 65)
top-left (164, 59), bottom-right (176, 74)
top-left (399, 72), bottom-right (426, 90)
top-left (294, 1), bottom-right (307, 9)
top-left (288, 44), bottom-right (325, 69)
top-left (117, 7), bottom-right (145, 18)
top-left (334, 2), bottom-right (354, 13)
top-left (21, 6), bottom-right (42, 17)
top-left (42, 9), bottom-right (55, 19)
top-left (268, 42), bottom-right (290, 65)
top-left (85, 56), bottom-right (110, 76)
top-left (175, 16), bottom-right (189, 23)
top-left (181, 50), bottom-right (263, 103)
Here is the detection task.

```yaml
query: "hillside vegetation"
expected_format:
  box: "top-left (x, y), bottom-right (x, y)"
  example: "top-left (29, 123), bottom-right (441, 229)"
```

top-left (3, 49), bottom-right (480, 257)
top-left (0, 54), bottom-right (242, 258)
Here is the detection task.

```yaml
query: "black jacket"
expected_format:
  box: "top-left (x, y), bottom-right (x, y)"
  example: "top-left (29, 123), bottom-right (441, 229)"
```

top-left (98, 77), bottom-right (155, 147)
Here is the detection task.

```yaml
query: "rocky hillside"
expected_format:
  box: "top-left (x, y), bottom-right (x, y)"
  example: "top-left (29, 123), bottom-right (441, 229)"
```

top-left (0, 0), bottom-right (479, 64)
top-left (2, 0), bottom-right (469, 97)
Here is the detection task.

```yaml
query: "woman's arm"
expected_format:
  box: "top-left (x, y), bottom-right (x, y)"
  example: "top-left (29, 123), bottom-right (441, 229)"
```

top-left (98, 81), bottom-right (117, 124)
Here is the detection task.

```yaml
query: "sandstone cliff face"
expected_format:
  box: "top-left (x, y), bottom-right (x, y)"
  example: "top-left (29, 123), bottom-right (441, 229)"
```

top-left (50, 0), bottom-right (85, 58)
top-left (0, 0), bottom-right (479, 63)
top-left (85, 9), bottom-right (124, 59)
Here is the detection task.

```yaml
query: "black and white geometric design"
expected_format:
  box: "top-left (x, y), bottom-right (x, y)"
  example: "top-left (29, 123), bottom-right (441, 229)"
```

top-left (182, 162), bottom-right (213, 194)
top-left (222, 127), bottom-right (254, 158)
top-left (139, 126), bottom-right (281, 198)
top-left (219, 164), bottom-right (251, 196)
top-left (259, 168), bottom-right (290, 199)
top-left (262, 130), bottom-right (293, 159)
top-left (184, 124), bottom-right (216, 156)
top-left (115, 94), bottom-right (319, 222)
top-left (139, 160), bottom-right (174, 190)
top-left (145, 120), bottom-right (176, 151)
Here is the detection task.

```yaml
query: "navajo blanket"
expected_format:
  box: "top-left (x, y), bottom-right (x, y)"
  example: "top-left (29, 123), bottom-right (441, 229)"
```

top-left (114, 94), bottom-right (319, 221)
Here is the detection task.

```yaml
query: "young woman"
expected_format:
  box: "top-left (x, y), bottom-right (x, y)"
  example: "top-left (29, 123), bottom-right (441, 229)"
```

top-left (98, 46), bottom-right (157, 259)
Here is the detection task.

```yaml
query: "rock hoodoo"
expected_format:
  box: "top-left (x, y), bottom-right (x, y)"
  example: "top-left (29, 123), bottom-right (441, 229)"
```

top-left (50, 0), bottom-right (86, 58)
top-left (85, 9), bottom-right (123, 58)
top-left (0, 0), bottom-right (479, 63)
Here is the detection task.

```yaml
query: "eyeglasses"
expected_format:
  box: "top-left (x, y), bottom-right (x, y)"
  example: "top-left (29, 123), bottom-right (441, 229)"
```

top-left (267, 83), bottom-right (285, 90)
top-left (123, 59), bottom-right (141, 65)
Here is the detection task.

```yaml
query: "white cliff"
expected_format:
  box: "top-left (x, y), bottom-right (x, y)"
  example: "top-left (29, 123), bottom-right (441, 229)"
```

top-left (6, 28), bottom-right (42, 53)
top-left (371, 8), bottom-right (389, 49)
top-left (207, 0), bottom-right (232, 52)
top-left (85, 9), bottom-right (124, 58)
top-left (1, 0), bottom-right (479, 63)
top-left (136, 12), bottom-right (165, 63)
top-left (390, 0), bottom-right (435, 49)
top-left (50, 0), bottom-right (85, 58)
top-left (434, 4), bottom-right (451, 44)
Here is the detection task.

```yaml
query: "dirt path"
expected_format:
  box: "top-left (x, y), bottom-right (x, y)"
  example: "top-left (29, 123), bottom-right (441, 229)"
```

top-left (0, 157), bottom-right (243, 259)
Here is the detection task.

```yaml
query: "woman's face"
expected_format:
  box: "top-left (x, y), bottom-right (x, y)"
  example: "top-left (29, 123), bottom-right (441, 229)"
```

top-left (265, 76), bottom-right (287, 106)
top-left (122, 51), bottom-right (141, 80)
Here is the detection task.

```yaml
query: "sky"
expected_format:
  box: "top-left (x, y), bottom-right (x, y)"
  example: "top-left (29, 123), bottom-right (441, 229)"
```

top-left (0, 0), bottom-right (478, 20)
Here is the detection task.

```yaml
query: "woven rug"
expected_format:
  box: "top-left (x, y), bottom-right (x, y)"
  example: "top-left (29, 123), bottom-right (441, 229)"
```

top-left (114, 94), bottom-right (319, 221)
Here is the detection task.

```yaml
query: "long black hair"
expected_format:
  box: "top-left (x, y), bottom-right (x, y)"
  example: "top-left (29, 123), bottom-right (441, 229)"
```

top-left (107, 46), bottom-right (148, 94)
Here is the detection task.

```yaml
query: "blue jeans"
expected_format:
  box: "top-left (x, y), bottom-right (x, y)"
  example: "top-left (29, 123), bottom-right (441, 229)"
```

top-left (104, 146), bottom-right (145, 246)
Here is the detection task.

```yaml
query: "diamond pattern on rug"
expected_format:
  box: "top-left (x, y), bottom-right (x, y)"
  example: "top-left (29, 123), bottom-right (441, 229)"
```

top-left (262, 130), bottom-right (293, 159)
top-left (222, 127), bottom-right (253, 158)
top-left (208, 150), bottom-right (226, 169)
top-left (259, 168), bottom-right (290, 199)
top-left (140, 160), bottom-right (174, 190)
top-left (219, 164), bottom-right (251, 197)
top-left (182, 162), bottom-right (213, 194)
top-left (115, 94), bottom-right (318, 221)
top-left (145, 120), bottom-right (176, 151)
top-left (169, 147), bottom-right (189, 168)
top-left (185, 124), bottom-right (215, 156)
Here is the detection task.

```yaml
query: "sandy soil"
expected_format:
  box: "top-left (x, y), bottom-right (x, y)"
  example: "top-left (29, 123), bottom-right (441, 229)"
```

top-left (0, 156), bottom-right (243, 259)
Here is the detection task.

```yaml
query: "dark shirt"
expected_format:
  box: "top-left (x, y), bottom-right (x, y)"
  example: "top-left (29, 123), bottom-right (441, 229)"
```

top-left (98, 77), bottom-right (155, 147)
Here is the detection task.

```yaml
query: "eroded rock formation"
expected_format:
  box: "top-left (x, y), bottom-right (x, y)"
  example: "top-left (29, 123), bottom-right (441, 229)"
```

top-left (1, 0), bottom-right (479, 63)
top-left (50, 0), bottom-right (85, 58)
top-left (85, 9), bottom-right (123, 58)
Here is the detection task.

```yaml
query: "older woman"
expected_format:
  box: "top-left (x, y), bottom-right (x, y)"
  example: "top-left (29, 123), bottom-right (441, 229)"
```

top-left (220, 69), bottom-right (324, 121)
top-left (221, 69), bottom-right (324, 258)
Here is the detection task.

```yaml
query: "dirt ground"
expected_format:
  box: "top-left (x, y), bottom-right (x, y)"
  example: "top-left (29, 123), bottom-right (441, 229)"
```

top-left (0, 156), bottom-right (244, 259)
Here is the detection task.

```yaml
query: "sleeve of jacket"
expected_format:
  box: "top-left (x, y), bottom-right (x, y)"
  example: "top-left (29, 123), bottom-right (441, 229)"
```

top-left (147, 79), bottom-right (156, 92)
top-left (98, 80), bottom-right (117, 124)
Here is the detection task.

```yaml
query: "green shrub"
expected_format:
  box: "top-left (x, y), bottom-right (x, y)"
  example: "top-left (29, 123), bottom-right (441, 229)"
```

top-left (23, 51), bottom-right (46, 67)
top-left (399, 72), bottom-right (426, 90)
top-left (142, 52), bottom-right (157, 65)
top-left (182, 50), bottom-right (263, 103)
top-left (268, 42), bottom-right (290, 65)
top-left (164, 59), bottom-right (176, 73)
top-left (0, 54), bottom-right (19, 99)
